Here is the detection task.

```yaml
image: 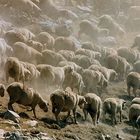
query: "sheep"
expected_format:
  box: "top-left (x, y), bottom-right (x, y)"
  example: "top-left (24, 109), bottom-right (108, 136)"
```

top-left (82, 69), bottom-right (108, 95)
top-left (129, 104), bottom-right (140, 125)
top-left (128, 6), bottom-right (140, 19)
top-left (81, 42), bottom-right (94, 51)
top-left (98, 15), bottom-right (125, 38)
top-left (35, 32), bottom-right (54, 50)
top-left (136, 115), bottom-right (140, 140)
top-left (4, 28), bottom-right (33, 45)
top-left (12, 28), bottom-right (35, 41)
top-left (21, 61), bottom-right (40, 84)
top-left (12, 42), bottom-right (42, 64)
top-left (131, 98), bottom-right (140, 105)
top-left (72, 55), bottom-right (93, 69)
top-left (126, 72), bottom-right (140, 97)
top-left (78, 20), bottom-right (107, 42)
top-left (103, 98), bottom-right (126, 125)
top-left (132, 34), bottom-right (140, 50)
top-left (134, 60), bottom-right (140, 73)
top-left (89, 64), bottom-right (117, 81)
top-left (8, 0), bottom-right (41, 18)
top-left (55, 22), bottom-right (73, 37)
top-left (117, 47), bottom-right (139, 63)
top-left (75, 48), bottom-right (101, 61)
top-left (62, 67), bottom-right (85, 95)
top-left (105, 54), bottom-right (132, 80)
top-left (0, 38), bottom-right (13, 66)
top-left (0, 19), bottom-right (13, 37)
top-left (4, 57), bottom-right (31, 84)
top-left (50, 88), bottom-right (86, 124)
top-left (93, 0), bottom-right (120, 16)
top-left (41, 49), bottom-right (66, 66)
top-left (58, 61), bottom-right (83, 75)
top-left (0, 84), bottom-right (5, 97)
top-left (36, 64), bottom-right (73, 88)
top-left (53, 37), bottom-right (76, 52)
top-left (27, 40), bottom-right (44, 52)
top-left (82, 93), bottom-right (102, 125)
top-left (7, 82), bottom-right (48, 118)
top-left (40, 0), bottom-right (78, 20)
top-left (4, 30), bottom-right (26, 46)
top-left (58, 50), bottom-right (75, 61)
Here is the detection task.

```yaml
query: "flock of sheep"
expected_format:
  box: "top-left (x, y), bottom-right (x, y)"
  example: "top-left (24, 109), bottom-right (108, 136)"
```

top-left (0, 0), bottom-right (140, 139)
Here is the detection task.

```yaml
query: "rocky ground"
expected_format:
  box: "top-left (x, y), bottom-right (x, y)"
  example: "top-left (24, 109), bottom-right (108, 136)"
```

top-left (0, 79), bottom-right (139, 140)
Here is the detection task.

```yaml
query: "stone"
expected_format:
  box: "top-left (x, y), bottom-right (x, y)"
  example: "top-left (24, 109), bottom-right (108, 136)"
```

top-left (3, 110), bottom-right (20, 123)
top-left (24, 120), bottom-right (38, 127)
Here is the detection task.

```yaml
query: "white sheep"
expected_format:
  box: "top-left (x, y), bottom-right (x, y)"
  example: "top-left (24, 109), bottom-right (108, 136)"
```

top-left (103, 98), bottom-right (126, 125)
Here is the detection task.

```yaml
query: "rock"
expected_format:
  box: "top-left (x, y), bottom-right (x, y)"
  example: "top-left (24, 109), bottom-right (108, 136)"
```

top-left (0, 129), bottom-right (5, 139)
top-left (4, 131), bottom-right (30, 140)
top-left (3, 110), bottom-right (20, 123)
top-left (25, 120), bottom-right (38, 127)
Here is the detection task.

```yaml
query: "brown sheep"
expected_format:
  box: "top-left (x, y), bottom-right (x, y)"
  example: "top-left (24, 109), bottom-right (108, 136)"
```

top-left (103, 98), bottom-right (126, 125)
top-left (83, 93), bottom-right (102, 125)
top-left (7, 82), bottom-right (48, 118)
top-left (129, 104), bottom-right (140, 128)
top-left (126, 72), bottom-right (140, 97)
top-left (54, 37), bottom-right (76, 52)
top-left (50, 88), bottom-right (86, 124)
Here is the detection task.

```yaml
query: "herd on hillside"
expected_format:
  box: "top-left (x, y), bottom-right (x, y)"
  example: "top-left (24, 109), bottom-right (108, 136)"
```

top-left (0, 0), bottom-right (140, 139)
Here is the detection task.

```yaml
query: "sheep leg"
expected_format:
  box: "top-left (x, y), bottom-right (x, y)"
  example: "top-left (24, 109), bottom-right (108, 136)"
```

top-left (72, 109), bottom-right (77, 124)
top-left (90, 112), bottom-right (97, 125)
top-left (32, 107), bottom-right (37, 118)
top-left (127, 86), bottom-right (131, 97)
top-left (8, 101), bottom-right (15, 111)
top-left (83, 109), bottom-right (88, 121)
top-left (5, 72), bottom-right (9, 83)
top-left (119, 111), bottom-right (122, 123)
top-left (97, 110), bottom-right (100, 124)
top-left (133, 88), bottom-right (137, 97)
top-left (113, 112), bottom-right (117, 125)
top-left (63, 111), bottom-right (71, 122)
